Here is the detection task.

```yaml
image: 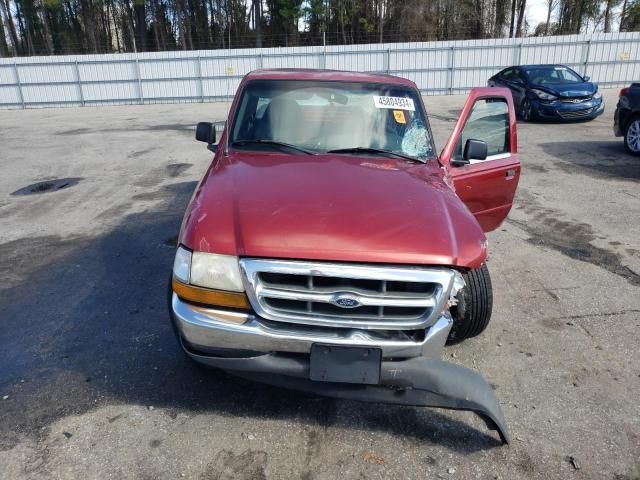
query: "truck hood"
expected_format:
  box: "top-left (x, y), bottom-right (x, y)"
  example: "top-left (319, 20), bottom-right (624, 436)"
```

top-left (180, 152), bottom-right (487, 268)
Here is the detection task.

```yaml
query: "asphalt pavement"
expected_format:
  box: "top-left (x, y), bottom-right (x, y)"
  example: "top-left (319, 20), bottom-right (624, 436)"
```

top-left (0, 88), bottom-right (638, 479)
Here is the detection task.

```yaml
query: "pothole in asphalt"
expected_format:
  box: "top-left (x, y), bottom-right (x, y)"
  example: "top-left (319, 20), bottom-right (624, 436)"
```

top-left (11, 178), bottom-right (82, 196)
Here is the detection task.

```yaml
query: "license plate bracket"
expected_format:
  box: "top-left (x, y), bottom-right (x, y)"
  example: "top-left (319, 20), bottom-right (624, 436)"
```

top-left (309, 344), bottom-right (381, 385)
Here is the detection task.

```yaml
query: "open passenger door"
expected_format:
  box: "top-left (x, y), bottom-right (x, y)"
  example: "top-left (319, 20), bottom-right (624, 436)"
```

top-left (440, 87), bottom-right (520, 232)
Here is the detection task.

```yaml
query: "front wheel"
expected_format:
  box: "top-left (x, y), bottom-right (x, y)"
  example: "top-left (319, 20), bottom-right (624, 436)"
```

top-left (447, 264), bottom-right (493, 344)
top-left (624, 117), bottom-right (640, 156)
top-left (520, 98), bottom-right (535, 122)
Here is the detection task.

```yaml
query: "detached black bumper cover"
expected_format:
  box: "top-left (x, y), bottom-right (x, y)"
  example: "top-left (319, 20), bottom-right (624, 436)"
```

top-left (188, 350), bottom-right (510, 444)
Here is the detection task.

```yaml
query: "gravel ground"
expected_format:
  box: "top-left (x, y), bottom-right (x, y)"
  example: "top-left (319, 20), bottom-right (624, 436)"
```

top-left (0, 88), bottom-right (639, 480)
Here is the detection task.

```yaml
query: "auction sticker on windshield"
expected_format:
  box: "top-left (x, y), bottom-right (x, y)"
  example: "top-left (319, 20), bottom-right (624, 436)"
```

top-left (393, 110), bottom-right (407, 124)
top-left (373, 96), bottom-right (415, 111)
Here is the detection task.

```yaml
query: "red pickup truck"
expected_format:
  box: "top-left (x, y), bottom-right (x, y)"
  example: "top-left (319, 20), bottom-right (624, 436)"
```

top-left (169, 69), bottom-right (520, 443)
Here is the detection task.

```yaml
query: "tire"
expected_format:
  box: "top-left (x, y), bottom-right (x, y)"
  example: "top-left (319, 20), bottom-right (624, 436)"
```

top-left (447, 264), bottom-right (493, 344)
top-left (624, 116), bottom-right (640, 156)
top-left (520, 98), bottom-right (535, 122)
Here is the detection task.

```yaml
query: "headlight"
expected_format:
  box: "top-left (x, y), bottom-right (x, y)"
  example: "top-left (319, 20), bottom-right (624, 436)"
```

top-left (190, 251), bottom-right (245, 292)
top-left (172, 246), bottom-right (249, 309)
top-left (593, 92), bottom-right (602, 100)
top-left (173, 246), bottom-right (192, 284)
top-left (531, 89), bottom-right (557, 101)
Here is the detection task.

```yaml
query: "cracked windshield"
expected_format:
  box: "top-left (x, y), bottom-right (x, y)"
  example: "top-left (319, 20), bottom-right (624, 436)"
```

top-left (231, 80), bottom-right (434, 160)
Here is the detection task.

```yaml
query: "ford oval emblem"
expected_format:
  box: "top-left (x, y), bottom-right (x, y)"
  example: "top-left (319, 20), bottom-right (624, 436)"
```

top-left (332, 293), bottom-right (361, 308)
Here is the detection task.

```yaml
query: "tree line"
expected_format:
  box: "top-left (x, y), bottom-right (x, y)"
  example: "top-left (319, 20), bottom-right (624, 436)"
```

top-left (0, 0), bottom-right (638, 57)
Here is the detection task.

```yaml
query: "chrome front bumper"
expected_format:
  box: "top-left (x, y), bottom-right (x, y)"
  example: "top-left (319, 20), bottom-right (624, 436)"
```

top-left (171, 294), bottom-right (452, 359)
top-left (170, 294), bottom-right (510, 444)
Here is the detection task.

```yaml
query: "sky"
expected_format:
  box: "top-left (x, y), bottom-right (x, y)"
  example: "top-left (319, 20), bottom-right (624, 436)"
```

top-left (526, 0), bottom-right (623, 32)
top-left (528, 0), bottom-right (550, 28)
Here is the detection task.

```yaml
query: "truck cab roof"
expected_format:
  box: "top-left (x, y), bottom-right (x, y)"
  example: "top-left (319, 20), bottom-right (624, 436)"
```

top-left (242, 68), bottom-right (418, 88)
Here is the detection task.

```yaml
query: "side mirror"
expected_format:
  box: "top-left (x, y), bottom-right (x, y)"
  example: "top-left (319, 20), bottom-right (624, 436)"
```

top-left (464, 138), bottom-right (488, 161)
top-left (450, 157), bottom-right (470, 167)
top-left (583, 75), bottom-right (590, 82)
top-left (450, 139), bottom-right (488, 167)
top-left (195, 122), bottom-right (216, 145)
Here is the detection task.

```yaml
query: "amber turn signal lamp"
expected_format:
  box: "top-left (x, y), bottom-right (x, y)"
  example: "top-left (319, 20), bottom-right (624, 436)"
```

top-left (172, 277), bottom-right (251, 310)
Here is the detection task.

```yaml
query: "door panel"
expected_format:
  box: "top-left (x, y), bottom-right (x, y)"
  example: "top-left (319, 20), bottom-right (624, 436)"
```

top-left (507, 80), bottom-right (525, 107)
top-left (511, 70), bottom-right (528, 107)
top-left (502, 69), bottom-right (525, 106)
top-left (440, 87), bottom-right (520, 232)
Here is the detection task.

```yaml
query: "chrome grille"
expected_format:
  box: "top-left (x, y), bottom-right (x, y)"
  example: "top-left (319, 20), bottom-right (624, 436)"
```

top-left (239, 259), bottom-right (459, 330)
top-left (558, 107), bottom-right (594, 119)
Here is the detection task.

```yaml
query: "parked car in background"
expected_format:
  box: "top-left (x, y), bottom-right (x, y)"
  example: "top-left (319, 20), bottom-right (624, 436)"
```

top-left (168, 69), bottom-right (521, 443)
top-left (614, 83), bottom-right (640, 155)
top-left (488, 64), bottom-right (604, 122)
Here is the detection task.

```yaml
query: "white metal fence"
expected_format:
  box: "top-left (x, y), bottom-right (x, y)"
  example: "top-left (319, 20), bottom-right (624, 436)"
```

top-left (1, 32), bottom-right (638, 109)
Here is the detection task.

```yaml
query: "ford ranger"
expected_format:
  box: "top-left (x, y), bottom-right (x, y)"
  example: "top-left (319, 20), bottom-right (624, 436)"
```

top-left (169, 69), bottom-right (520, 443)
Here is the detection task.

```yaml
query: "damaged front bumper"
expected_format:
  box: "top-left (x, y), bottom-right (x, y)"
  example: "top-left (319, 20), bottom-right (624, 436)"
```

top-left (171, 294), bottom-right (510, 444)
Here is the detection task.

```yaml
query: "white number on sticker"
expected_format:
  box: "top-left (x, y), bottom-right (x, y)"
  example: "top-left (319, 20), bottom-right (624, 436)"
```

top-left (373, 96), bottom-right (415, 111)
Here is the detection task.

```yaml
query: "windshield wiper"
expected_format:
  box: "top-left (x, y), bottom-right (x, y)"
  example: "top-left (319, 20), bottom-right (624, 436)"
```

top-left (326, 147), bottom-right (425, 163)
top-left (232, 139), bottom-right (315, 155)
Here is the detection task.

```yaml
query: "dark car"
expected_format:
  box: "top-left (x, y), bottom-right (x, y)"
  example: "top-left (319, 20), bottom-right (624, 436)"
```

top-left (614, 83), bottom-right (640, 155)
top-left (488, 64), bottom-right (604, 122)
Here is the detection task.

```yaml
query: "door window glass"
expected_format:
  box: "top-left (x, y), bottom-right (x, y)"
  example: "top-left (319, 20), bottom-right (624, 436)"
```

top-left (501, 69), bottom-right (515, 81)
top-left (453, 99), bottom-right (510, 161)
